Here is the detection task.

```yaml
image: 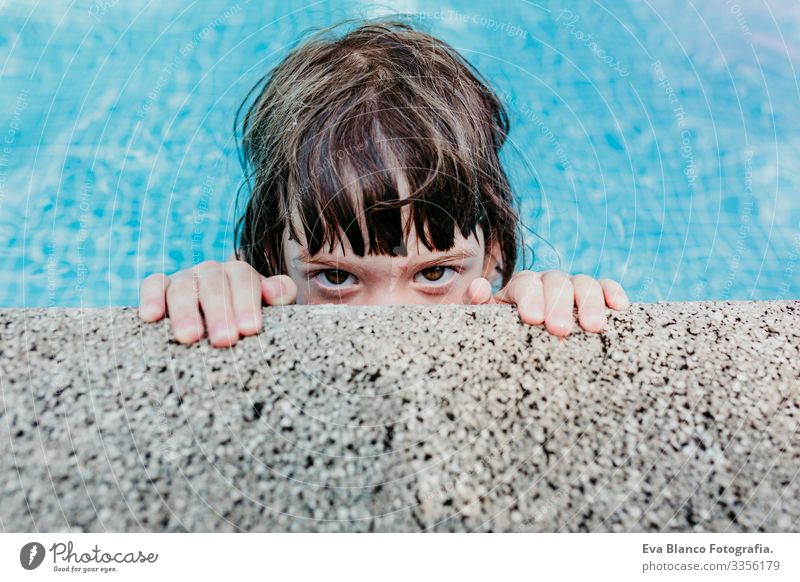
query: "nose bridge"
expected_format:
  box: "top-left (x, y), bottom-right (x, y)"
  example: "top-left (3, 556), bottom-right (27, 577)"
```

top-left (362, 284), bottom-right (409, 305)
top-left (360, 254), bottom-right (409, 305)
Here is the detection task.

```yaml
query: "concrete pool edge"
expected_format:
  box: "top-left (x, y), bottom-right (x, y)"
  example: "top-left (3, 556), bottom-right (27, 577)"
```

top-left (1, 300), bottom-right (798, 532)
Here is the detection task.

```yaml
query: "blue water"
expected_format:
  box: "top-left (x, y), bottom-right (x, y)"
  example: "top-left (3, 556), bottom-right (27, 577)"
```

top-left (1, 0), bottom-right (798, 307)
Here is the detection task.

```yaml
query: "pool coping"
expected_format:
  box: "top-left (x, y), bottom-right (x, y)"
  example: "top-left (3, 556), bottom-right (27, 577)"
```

top-left (1, 300), bottom-right (798, 532)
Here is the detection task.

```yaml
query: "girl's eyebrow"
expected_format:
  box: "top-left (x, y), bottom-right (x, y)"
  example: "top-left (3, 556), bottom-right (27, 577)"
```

top-left (296, 248), bottom-right (477, 271)
top-left (411, 249), bottom-right (478, 271)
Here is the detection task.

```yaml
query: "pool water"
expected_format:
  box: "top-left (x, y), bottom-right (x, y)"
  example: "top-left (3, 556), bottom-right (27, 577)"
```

top-left (1, 0), bottom-right (798, 306)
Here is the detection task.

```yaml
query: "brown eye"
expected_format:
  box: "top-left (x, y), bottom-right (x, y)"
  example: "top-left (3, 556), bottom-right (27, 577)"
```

top-left (420, 266), bottom-right (445, 281)
top-left (323, 269), bottom-right (351, 285)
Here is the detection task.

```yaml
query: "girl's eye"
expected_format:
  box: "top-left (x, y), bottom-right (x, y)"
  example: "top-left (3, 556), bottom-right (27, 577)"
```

top-left (316, 269), bottom-right (356, 287)
top-left (415, 266), bottom-right (455, 285)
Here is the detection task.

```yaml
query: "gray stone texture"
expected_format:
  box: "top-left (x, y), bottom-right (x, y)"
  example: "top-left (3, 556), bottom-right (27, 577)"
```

top-left (0, 301), bottom-right (798, 532)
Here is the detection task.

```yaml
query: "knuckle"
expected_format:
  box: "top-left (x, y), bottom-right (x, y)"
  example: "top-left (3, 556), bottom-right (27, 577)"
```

top-left (195, 261), bottom-right (224, 280)
top-left (166, 271), bottom-right (189, 289)
top-left (143, 272), bottom-right (167, 286)
top-left (541, 270), bottom-right (566, 282)
top-left (512, 270), bottom-right (541, 285)
top-left (515, 270), bottom-right (540, 281)
top-left (167, 274), bottom-right (198, 301)
top-left (226, 260), bottom-right (259, 281)
top-left (574, 274), bottom-right (601, 291)
top-left (225, 259), bottom-right (253, 272)
top-left (165, 279), bottom-right (188, 301)
top-left (513, 269), bottom-right (535, 278)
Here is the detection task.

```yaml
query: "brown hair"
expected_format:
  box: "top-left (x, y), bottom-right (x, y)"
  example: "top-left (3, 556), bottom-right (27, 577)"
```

top-left (234, 19), bottom-right (519, 285)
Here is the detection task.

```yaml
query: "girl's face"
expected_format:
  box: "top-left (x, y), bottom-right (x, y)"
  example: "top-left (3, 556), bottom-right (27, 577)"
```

top-left (284, 221), bottom-right (498, 306)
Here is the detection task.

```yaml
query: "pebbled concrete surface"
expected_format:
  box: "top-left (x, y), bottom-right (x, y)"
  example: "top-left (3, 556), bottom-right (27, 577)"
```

top-left (0, 301), bottom-right (798, 532)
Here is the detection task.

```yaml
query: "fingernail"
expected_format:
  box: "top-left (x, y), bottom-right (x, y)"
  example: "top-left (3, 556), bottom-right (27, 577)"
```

top-left (139, 302), bottom-right (160, 321)
top-left (264, 279), bottom-right (279, 295)
top-left (210, 323), bottom-right (236, 345)
top-left (237, 315), bottom-right (260, 334)
top-left (549, 317), bottom-right (573, 334)
top-left (583, 314), bottom-right (605, 330)
top-left (175, 320), bottom-right (200, 343)
top-left (264, 279), bottom-right (287, 304)
top-left (471, 278), bottom-right (492, 303)
top-left (520, 299), bottom-right (544, 323)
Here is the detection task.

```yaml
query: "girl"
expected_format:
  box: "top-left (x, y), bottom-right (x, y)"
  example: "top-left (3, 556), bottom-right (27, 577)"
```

top-left (138, 20), bottom-right (629, 348)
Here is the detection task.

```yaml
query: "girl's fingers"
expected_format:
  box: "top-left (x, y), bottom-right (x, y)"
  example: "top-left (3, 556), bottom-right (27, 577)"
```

top-left (139, 273), bottom-right (170, 322)
top-left (572, 274), bottom-right (606, 333)
top-left (143, 262), bottom-right (297, 348)
top-left (600, 278), bottom-right (630, 310)
top-left (224, 261), bottom-right (264, 336)
top-left (196, 261), bottom-right (240, 348)
top-left (464, 277), bottom-right (494, 305)
top-left (494, 271), bottom-right (544, 325)
top-left (165, 271), bottom-right (205, 344)
top-left (542, 271), bottom-right (575, 337)
top-left (262, 274), bottom-right (298, 306)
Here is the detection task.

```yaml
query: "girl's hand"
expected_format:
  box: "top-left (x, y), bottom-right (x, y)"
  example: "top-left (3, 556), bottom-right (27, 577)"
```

top-left (138, 260), bottom-right (297, 347)
top-left (464, 270), bottom-right (629, 337)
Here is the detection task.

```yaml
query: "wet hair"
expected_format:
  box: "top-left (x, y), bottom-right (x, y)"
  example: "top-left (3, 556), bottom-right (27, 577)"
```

top-left (234, 19), bottom-right (519, 285)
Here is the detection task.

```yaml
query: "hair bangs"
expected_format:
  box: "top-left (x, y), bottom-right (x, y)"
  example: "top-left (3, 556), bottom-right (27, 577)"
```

top-left (287, 81), bottom-right (487, 260)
